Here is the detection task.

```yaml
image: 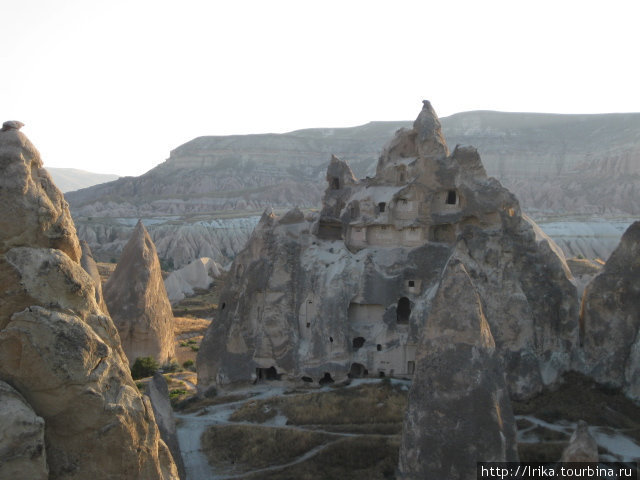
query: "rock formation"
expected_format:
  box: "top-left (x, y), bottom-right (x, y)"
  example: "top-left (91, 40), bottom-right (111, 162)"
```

top-left (80, 240), bottom-right (110, 314)
top-left (578, 221), bottom-right (640, 400)
top-left (164, 256), bottom-right (222, 303)
top-left (0, 123), bottom-right (178, 478)
top-left (398, 261), bottom-right (518, 479)
top-left (560, 421), bottom-right (599, 463)
top-left (197, 101), bottom-right (579, 400)
top-left (145, 372), bottom-right (186, 479)
top-left (104, 220), bottom-right (175, 365)
top-left (0, 381), bottom-right (48, 479)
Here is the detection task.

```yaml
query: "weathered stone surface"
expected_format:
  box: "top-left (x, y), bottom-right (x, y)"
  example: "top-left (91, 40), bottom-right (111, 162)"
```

top-left (398, 261), bottom-right (518, 479)
top-left (80, 240), bottom-right (110, 314)
top-left (0, 125), bottom-right (178, 479)
top-left (197, 102), bottom-right (579, 399)
top-left (560, 421), bottom-right (598, 462)
top-left (0, 381), bottom-right (48, 480)
top-left (164, 256), bottom-right (222, 304)
top-left (104, 220), bottom-right (175, 365)
top-left (578, 221), bottom-right (640, 400)
top-left (146, 372), bottom-right (186, 479)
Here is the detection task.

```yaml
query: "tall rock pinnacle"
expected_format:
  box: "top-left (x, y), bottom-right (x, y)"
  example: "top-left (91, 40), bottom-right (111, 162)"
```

top-left (0, 123), bottom-right (178, 478)
top-left (104, 219), bottom-right (176, 365)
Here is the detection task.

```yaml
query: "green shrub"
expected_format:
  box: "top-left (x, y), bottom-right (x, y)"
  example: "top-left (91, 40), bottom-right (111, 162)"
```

top-left (190, 345), bottom-right (200, 352)
top-left (131, 356), bottom-right (159, 379)
top-left (183, 359), bottom-right (195, 369)
top-left (162, 360), bottom-right (181, 373)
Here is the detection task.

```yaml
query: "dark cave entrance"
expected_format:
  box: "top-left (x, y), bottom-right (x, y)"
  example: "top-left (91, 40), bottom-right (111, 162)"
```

top-left (319, 372), bottom-right (335, 385)
top-left (397, 297), bottom-right (411, 324)
top-left (256, 366), bottom-right (279, 381)
top-left (446, 189), bottom-right (457, 205)
top-left (348, 363), bottom-right (368, 378)
top-left (352, 337), bottom-right (365, 350)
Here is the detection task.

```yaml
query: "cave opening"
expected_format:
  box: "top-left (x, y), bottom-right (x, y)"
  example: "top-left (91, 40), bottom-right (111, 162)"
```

top-left (319, 372), bottom-right (335, 385)
top-left (352, 337), bottom-right (365, 350)
top-left (397, 297), bottom-right (411, 324)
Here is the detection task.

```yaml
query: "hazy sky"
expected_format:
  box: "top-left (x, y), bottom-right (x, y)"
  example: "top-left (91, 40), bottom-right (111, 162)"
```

top-left (3, 0), bottom-right (639, 176)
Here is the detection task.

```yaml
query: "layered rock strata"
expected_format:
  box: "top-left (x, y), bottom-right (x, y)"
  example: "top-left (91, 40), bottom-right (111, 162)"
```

top-left (398, 261), bottom-right (518, 479)
top-left (578, 221), bottom-right (640, 400)
top-left (197, 101), bottom-right (579, 400)
top-left (0, 123), bottom-right (178, 479)
top-left (104, 220), bottom-right (175, 365)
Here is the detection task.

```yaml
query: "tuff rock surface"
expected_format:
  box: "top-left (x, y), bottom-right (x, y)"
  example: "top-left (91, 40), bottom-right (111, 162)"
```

top-left (104, 220), bottom-right (175, 365)
top-left (0, 381), bottom-right (48, 479)
top-left (578, 221), bottom-right (640, 400)
top-left (145, 372), bottom-right (186, 479)
top-left (164, 256), bottom-right (222, 303)
top-left (197, 101), bottom-right (579, 400)
top-left (80, 240), bottom-right (110, 314)
top-left (560, 421), bottom-right (599, 462)
top-left (0, 125), bottom-right (178, 478)
top-left (398, 261), bottom-right (518, 479)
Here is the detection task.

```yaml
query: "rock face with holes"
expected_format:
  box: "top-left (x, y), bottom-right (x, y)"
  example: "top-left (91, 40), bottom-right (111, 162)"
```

top-left (398, 261), bottom-right (518, 479)
top-left (0, 124), bottom-right (178, 479)
top-left (104, 220), bottom-right (175, 365)
top-left (578, 221), bottom-right (640, 401)
top-left (197, 101), bottom-right (579, 400)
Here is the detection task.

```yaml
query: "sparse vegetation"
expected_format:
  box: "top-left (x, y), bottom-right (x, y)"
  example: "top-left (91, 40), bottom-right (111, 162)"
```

top-left (230, 381), bottom-right (408, 427)
top-left (161, 360), bottom-right (181, 373)
top-left (241, 435), bottom-right (400, 480)
top-left (183, 359), bottom-right (195, 369)
top-left (130, 356), bottom-right (159, 379)
top-left (201, 425), bottom-right (333, 473)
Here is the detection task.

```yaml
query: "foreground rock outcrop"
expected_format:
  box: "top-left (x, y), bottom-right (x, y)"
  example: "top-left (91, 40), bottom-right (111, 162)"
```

top-left (578, 221), bottom-right (640, 400)
top-left (398, 261), bottom-right (518, 479)
top-left (198, 101), bottom-right (579, 400)
top-left (0, 123), bottom-right (178, 479)
top-left (104, 220), bottom-right (175, 365)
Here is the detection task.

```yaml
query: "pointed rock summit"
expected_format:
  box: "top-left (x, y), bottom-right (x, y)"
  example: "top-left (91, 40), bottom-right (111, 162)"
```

top-left (579, 221), bottom-right (640, 400)
top-left (0, 125), bottom-right (178, 478)
top-left (104, 220), bottom-right (175, 365)
top-left (398, 261), bottom-right (518, 479)
top-left (79, 240), bottom-right (110, 315)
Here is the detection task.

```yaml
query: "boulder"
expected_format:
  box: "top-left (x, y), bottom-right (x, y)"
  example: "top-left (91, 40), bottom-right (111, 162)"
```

top-left (398, 261), bottom-right (518, 479)
top-left (0, 124), bottom-right (178, 479)
top-left (0, 381), bottom-right (48, 480)
top-left (104, 220), bottom-right (175, 365)
top-left (578, 221), bottom-right (640, 400)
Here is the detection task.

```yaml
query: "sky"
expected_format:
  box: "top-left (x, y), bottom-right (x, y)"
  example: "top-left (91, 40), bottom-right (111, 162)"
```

top-left (2, 0), bottom-right (640, 177)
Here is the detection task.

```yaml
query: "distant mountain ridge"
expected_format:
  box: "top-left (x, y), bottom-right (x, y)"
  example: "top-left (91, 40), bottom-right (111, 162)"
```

top-left (66, 110), bottom-right (640, 217)
top-left (46, 167), bottom-right (119, 193)
top-left (64, 109), bottom-right (640, 266)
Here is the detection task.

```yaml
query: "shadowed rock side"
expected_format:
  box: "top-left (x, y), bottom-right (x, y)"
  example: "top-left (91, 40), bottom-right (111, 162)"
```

top-left (79, 240), bottom-right (110, 314)
top-left (145, 373), bottom-right (186, 479)
top-left (104, 220), bottom-right (175, 365)
top-left (0, 124), bottom-right (178, 479)
top-left (197, 101), bottom-right (579, 400)
top-left (0, 381), bottom-right (48, 479)
top-left (398, 261), bottom-right (518, 479)
top-left (578, 221), bottom-right (640, 400)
